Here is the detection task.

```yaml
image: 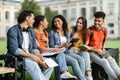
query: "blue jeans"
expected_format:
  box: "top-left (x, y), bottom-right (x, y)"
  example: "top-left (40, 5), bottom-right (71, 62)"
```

top-left (52, 53), bottom-right (68, 80)
top-left (76, 50), bottom-right (91, 71)
top-left (25, 58), bottom-right (53, 80)
top-left (66, 50), bottom-right (87, 80)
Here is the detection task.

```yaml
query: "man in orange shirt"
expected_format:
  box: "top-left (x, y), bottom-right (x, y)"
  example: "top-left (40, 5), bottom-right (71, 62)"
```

top-left (86, 11), bottom-right (120, 80)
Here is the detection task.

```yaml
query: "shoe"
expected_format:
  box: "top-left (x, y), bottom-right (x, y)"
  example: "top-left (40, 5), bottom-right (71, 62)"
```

top-left (60, 72), bottom-right (77, 79)
top-left (115, 78), bottom-right (119, 80)
top-left (118, 74), bottom-right (120, 79)
top-left (86, 76), bottom-right (93, 80)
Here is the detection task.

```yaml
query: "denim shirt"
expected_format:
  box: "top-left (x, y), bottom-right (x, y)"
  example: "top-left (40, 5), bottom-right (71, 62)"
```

top-left (7, 24), bottom-right (39, 56)
top-left (49, 30), bottom-right (71, 48)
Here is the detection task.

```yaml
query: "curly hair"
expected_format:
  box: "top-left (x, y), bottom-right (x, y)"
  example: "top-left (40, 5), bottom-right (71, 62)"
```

top-left (51, 15), bottom-right (68, 37)
top-left (94, 11), bottom-right (106, 19)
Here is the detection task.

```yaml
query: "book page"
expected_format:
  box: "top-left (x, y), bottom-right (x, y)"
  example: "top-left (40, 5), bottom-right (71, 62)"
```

top-left (45, 58), bottom-right (58, 68)
top-left (77, 45), bottom-right (91, 51)
top-left (41, 52), bottom-right (57, 57)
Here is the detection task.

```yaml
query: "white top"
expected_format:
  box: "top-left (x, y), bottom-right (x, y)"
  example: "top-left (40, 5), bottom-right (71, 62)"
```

top-left (60, 36), bottom-right (67, 44)
top-left (22, 32), bottom-right (29, 53)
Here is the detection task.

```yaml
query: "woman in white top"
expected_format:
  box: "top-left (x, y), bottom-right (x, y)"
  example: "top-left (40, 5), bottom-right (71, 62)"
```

top-left (49, 15), bottom-right (86, 80)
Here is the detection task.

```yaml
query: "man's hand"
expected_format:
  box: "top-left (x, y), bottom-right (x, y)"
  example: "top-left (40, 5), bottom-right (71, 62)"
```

top-left (31, 54), bottom-right (48, 67)
top-left (39, 61), bottom-right (48, 68)
top-left (30, 54), bottom-right (42, 63)
top-left (36, 53), bottom-right (45, 62)
top-left (96, 50), bottom-right (105, 57)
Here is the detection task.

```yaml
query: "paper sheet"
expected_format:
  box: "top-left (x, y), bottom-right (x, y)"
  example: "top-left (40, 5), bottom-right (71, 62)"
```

top-left (45, 58), bottom-right (58, 68)
top-left (41, 52), bottom-right (57, 56)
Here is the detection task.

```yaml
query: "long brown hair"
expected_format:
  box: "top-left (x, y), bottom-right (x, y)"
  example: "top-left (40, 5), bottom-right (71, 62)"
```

top-left (75, 17), bottom-right (87, 44)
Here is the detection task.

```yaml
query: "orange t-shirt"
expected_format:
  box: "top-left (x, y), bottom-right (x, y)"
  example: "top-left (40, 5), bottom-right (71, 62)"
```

top-left (86, 26), bottom-right (108, 49)
top-left (35, 30), bottom-right (48, 48)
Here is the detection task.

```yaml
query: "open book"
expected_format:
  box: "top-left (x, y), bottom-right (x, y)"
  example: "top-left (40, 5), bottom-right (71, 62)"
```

top-left (77, 45), bottom-right (91, 51)
top-left (41, 52), bottom-right (57, 57)
top-left (41, 48), bottom-right (67, 57)
top-left (45, 58), bottom-right (58, 68)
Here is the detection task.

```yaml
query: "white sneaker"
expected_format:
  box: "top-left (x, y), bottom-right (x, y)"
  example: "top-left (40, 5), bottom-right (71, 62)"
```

top-left (60, 72), bottom-right (77, 79)
top-left (86, 76), bottom-right (93, 80)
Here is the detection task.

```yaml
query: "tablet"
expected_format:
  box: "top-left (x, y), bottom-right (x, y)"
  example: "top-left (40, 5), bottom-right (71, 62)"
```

top-left (70, 38), bottom-right (79, 43)
top-left (67, 38), bottom-right (79, 50)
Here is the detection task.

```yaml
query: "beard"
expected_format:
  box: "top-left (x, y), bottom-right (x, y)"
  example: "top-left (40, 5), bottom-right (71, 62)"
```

top-left (94, 24), bottom-right (102, 28)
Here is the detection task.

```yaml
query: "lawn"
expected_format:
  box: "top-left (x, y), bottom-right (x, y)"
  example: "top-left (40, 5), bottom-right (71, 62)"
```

top-left (0, 39), bottom-right (120, 80)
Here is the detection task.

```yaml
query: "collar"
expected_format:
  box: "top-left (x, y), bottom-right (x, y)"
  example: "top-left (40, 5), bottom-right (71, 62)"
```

top-left (92, 26), bottom-right (102, 31)
top-left (22, 27), bottom-right (30, 32)
top-left (17, 24), bottom-right (30, 32)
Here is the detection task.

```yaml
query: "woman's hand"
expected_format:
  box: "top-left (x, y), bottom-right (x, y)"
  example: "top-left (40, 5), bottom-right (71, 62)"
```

top-left (61, 42), bottom-right (71, 48)
top-left (40, 36), bottom-right (48, 42)
top-left (51, 48), bottom-right (61, 54)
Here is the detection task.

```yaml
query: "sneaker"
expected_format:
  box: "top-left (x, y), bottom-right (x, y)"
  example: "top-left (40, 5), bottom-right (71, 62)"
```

top-left (86, 76), bottom-right (93, 80)
top-left (60, 72), bottom-right (77, 79)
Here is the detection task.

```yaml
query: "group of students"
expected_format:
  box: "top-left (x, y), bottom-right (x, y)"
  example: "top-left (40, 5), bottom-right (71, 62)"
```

top-left (7, 10), bottom-right (120, 80)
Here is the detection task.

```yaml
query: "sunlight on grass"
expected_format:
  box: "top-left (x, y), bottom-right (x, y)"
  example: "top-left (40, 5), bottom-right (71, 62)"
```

top-left (106, 39), bottom-right (120, 50)
top-left (0, 39), bottom-right (120, 80)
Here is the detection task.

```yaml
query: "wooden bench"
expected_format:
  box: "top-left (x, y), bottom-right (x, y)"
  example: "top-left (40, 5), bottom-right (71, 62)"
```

top-left (0, 67), bottom-right (15, 74)
top-left (0, 54), bottom-right (18, 80)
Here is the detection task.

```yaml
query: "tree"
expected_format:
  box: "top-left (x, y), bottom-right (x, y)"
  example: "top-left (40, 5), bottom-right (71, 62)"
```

top-left (45, 7), bottom-right (58, 31)
top-left (20, 0), bottom-right (41, 16)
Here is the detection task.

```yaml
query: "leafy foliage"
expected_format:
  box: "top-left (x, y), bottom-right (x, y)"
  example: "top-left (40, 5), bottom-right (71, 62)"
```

top-left (45, 7), bottom-right (58, 32)
top-left (20, 0), bottom-right (41, 16)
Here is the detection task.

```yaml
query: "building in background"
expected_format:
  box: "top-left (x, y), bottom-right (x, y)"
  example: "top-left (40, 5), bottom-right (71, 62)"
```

top-left (39, 0), bottom-right (120, 38)
top-left (0, 0), bottom-right (20, 38)
top-left (0, 0), bottom-right (120, 39)
top-left (119, 0), bottom-right (120, 38)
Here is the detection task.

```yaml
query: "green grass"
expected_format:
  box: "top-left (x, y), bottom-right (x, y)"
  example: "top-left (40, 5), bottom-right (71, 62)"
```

top-left (0, 40), bottom-right (7, 54)
top-left (0, 39), bottom-right (120, 80)
top-left (106, 39), bottom-right (120, 66)
top-left (106, 39), bottom-right (120, 50)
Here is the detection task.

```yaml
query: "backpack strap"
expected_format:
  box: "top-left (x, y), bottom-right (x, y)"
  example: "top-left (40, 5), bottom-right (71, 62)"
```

top-left (101, 27), bottom-right (106, 48)
top-left (89, 27), bottom-right (106, 48)
top-left (101, 27), bottom-right (105, 37)
top-left (88, 27), bottom-right (94, 41)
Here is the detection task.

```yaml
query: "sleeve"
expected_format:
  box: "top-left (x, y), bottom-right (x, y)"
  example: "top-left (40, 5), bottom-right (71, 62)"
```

top-left (49, 31), bottom-right (56, 48)
top-left (7, 27), bottom-right (24, 56)
top-left (104, 27), bottom-right (108, 38)
top-left (67, 32), bottom-right (71, 42)
top-left (31, 29), bottom-right (40, 54)
top-left (68, 27), bottom-right (72, 35)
